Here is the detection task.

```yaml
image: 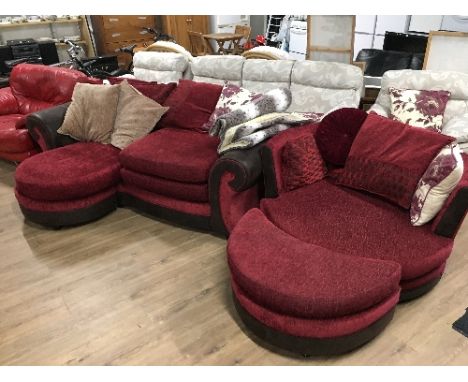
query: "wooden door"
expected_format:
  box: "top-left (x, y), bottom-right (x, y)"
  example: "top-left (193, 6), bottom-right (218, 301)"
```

top-left (162, 16), bottom-right (209, 51)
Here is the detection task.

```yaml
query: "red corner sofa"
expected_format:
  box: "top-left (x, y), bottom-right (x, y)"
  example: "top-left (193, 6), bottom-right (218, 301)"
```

top-left (15, 56), bottom-right (363, 235)
top-left (226, 111), bottom-right (468, 356)
top-left (0, 64), bottom-right (94, 162)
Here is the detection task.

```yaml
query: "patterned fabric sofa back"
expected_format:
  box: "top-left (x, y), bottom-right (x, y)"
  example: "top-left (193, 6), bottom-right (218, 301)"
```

top-left (132, 53), bottom-right (364, 113)
top-left (132, 52), bottom-right (190, 83)
top-left (370, 69), bottom-right (468, 126)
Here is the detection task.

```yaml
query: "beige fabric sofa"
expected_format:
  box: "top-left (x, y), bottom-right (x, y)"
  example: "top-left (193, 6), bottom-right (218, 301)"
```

top-left (131, 52), bottom-right (364, 113)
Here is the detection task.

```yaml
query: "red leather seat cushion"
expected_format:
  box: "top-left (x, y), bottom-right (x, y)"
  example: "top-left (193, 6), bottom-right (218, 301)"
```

top-left (119, 128), bottom-right (220, 183)
top-left (228, 209), bottom-right (401, 319)
top-left (121, 168), bottom-right (208, 202)
top-left (15, 142), bottom-right (120, 201)
top-left (260, 180), bottom-right (454, 282)
top-left (0, 114), bottom-right (35, 153)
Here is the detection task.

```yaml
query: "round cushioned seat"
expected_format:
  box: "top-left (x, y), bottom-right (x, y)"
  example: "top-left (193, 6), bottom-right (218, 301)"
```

top-left (16, 142), bottom-right (121, 201)
top-left (227, 208), bottom-right (402, 356)
top-left (228, 209), bottom-right (402, 320)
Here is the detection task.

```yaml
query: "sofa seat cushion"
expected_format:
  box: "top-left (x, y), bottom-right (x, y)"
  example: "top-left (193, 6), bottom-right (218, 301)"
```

top-left (15, 186), bottom-right (117, 212)
top-left (260, 180), bottom-right (454, 281)
top-left (118, 183), bottom-right (211, 217)
top-left (15, 142), bottom-right (120, 201)
top-left (121, 168), bottom-right (208, 202)
top-left (0, 114), bottom-right (35, 153)
top-left (228, 209), bottom-right (401, 320)
top-left (232, 279), bottom-right (400, 339)
top-left (119, 128), bottom-right (220, 183)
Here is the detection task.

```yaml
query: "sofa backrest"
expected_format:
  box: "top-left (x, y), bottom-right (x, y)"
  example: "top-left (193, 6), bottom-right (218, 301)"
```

top-left (9, 63), bottom-right (90, 114)
top-left (191, 55), bottom-right (244, 86)
top-left (132, 54), bottom-right (364, 114)
top-left (289, 61), bottom-right (363, 113)
top-left (369, 69), bottom-right (468, 126)
top-left (132, 51), bottom-right (190, 83)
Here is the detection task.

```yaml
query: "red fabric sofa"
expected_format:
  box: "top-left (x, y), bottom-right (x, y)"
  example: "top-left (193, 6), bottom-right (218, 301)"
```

top-left (0, 64), bottom-right (93, 162)
top-left (227, 122), bottom-right (468, 356)
top-left (16, 80), bottom-right (262, 234)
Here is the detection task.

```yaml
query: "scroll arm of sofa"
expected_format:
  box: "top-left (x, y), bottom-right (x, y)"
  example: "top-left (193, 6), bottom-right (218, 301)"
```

top-left (209, 145), bottom-right (264, 237)
top-left (26, 102), bottom-right (71, 151)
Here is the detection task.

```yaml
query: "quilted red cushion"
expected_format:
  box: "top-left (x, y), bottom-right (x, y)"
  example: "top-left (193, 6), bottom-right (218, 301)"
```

top-left (281, 134), bottom-right (326, 191)
top-left (338, 113), bottom-right (455, 208)
top-left (15, 142), bottom-right (120, 201)
top-left (107, 77), bottom-right (176, 104)
top-left (159, 79), bottom-right (223, 132)
top-left (315, 108), bottom-right (368, 166)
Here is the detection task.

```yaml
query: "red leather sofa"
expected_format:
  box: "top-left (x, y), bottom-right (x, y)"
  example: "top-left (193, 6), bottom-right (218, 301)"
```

top-left (15, 80), bottom-right (261, 234)
top-left (0, 64), bottom-right (93, 162)
top-left (227, 117), bottom-right (468, 356)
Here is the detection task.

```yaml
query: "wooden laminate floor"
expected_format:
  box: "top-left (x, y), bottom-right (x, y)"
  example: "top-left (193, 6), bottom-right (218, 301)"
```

top-left (0, 159), bottom-right (467, 365)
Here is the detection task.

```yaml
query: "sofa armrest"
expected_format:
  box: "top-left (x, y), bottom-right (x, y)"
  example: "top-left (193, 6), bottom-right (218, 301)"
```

top-left (261, 123), bottom-right (318, 198)
top-left (432, 153), bottom-right (468, 238)
top-left (209, 145), bottom-right (263, 236)
top-left (0, 87), bottom-right (19, 115)
top-left (26, 102), bottom-right (75, 151)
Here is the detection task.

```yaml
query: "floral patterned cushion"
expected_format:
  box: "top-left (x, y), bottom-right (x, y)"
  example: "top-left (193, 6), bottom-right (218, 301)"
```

top-left (389, 87), bottom-right (451, 132)
top-left (442, 113), bottom-right (468, 143)
top-left (410, 143), bottom-right (464, 226)
top-left (202, 83), bottom-right (262, 130)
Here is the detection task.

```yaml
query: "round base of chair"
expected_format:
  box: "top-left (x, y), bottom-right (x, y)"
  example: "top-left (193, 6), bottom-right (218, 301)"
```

top-left (399, 277), bottom-right (441, 303)
top-left (232, 293), bottom-right (396, 357)
top-left (19, 195), bottom-right (118, 228)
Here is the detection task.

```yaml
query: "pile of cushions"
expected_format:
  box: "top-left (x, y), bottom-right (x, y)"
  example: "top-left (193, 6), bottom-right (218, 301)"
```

top-left (280, 99), bottom-right (464, 228)
top-left (58, 79), bottom-right (171, 149)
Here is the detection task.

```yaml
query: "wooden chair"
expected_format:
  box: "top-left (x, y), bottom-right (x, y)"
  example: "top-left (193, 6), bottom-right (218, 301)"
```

top-left (227, 25), bottom-right (252, 54)
top-left (187, 30), bottom-right (213, 56)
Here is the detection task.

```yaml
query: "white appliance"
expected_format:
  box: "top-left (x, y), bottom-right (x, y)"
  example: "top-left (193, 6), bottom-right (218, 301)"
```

top-left (441, 16), bottom-right (468, 32)
top-left (213, 15), bottom-right (250, 33)
top-left (288, 20), bottom-right (307, 60)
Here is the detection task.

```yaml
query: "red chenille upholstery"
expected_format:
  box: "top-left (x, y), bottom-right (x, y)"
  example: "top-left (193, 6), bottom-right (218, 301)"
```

top-left (260, 180), bottom-right (453, 284)
top-left (119, 128), bottom-right (220, 183)
top-left (228, 208), bottom-right (401, 319)
top-left (228, 208), bottom-right (401, 348)
top-left (338, 114), bottom-right (455, 208)
top-left (159, 79), bottom-right (223, 132)
top-left (0, 64), bottom-right (91, 162)
top-left (16, 143), bottom-right (120, 201)
top-left (107, 77), bottom-right (176, 104)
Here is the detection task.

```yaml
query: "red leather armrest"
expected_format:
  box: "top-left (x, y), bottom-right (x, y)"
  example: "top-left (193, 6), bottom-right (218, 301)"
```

top-left (0, 87), bottom-right (19, 115)
top-left (432, 153), bottom-right (468, 238)
top-left (261, 123), bottom-right (318, 198)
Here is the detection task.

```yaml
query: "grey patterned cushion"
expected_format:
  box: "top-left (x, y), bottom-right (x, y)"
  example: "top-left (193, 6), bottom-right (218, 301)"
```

top-left (242, 59), bottom-right (294, 93)
top-left (289, 61), bottom-right (363, 113)
top-left (191, 55), bottom-right (244, 86)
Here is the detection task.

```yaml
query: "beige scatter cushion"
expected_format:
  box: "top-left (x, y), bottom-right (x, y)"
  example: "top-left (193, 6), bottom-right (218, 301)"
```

top-left (111, 80), bottom-right (169, 149)
top-left (58, 83), bottom-right (120, 143)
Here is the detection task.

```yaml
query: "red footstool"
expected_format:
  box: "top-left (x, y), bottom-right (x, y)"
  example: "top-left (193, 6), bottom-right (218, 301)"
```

top-left (15, 142), bottom-right (120, 227)
top-left (228, 208), bottom-right (401, 356)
